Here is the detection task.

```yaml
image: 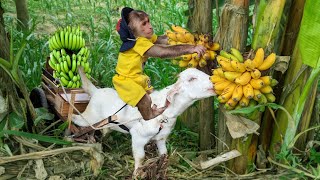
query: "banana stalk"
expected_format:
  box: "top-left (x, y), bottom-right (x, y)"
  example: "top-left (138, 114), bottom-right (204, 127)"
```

top-left (284, 66), bottom-right (320, 149)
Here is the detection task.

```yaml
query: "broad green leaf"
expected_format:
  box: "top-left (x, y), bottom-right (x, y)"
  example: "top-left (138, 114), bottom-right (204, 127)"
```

top-left (298, 0), bottom-right (320, 68)
top-left (8, 112), bottom-right (24, 129)
top-left (0, 130), bottom-right (72, 145)
top-left (34, 108), bottom-right (55, 126)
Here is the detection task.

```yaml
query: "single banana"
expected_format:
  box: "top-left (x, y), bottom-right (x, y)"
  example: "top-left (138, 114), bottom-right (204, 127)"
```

top-left (181, 54), bottom-right (192, 61)
top-left (210, 74), bottom-right (226, 83)
top-left (226, 98), bottom-right (238, 107)
top-left (49, 52), bottom-right (58, 64)
top-left (212, 68), bottom-right (225, 77)
top-left (259, 76), bottom-right (272, 86)
top-left (72, 75), bottom-right (78, 82)
top-left (265, 93), bottom-right (276, 102)
top-left (260, 85), bottom-right (273, 94)
top-left (63, 61), bottom-right (69, 73)
top-left (65, 31), bottom-right (69, 50)
top-left (252, 48), bottom-right (264, 68)
top-left (244, 59), bottom-right (255, 71)
top-left (198, 58), bottom-right (207, 67)
top-left (258, 53), bottom-right (276, 70)
top-left (239, 96), bottom-right (250, 107)
top-left (224, 71), bottom-right (242, 82)
top-left (243, 83), bottom-right (254, 99)
top-left (214, 80), bottom-right (232, 91)
top-left (188, 58), bottom-right (198, 68)
top-left (55, 32), bottom-right (62, 48)
top-left (230, 60), bottom-right (246, 73)
top-left (235, 71), bottom-right (251, 85)
top-left (48, 58), bottom-right (56, 70)
top-left (84, 62), bottom-right (90, 72)
top-left (61, 48), bottom-right (66, 56)
top-left (250, 78), bottom-right (265, 89)
top-left (68, 70), bottom-right (74, 79)
top-left (231, 84), bottom-right (243, 102)
top-left (60, 30), bottom-right (65, 47)
top-left (219, 60), bottom-right (235, 72)
top-left (60, 72), bottom-right (70, 81)
top-left (67, 81), bottom-right (73, 88)
top-left (230, 48), bottom-right (244, 62)
top-left (184, 32), bottom-right (195, 43)
top-left (68, 33), bottom-right (73, 50)
top-left (253, 89), bottom-right (262, 101)
top-left (209, 42), bottom-right (220, 51)
top-left (66, 55), bottom-right (71, 68)
top-left (257, 94), bottom-right (268, 104)
top-left (171, 25), bottom-right (188, 33)
top-left (270, 79), bottom-right (279, 87)
top-left (178, 60), bottom-right (189, 68)
top-left (217, 95), bottom-right (229, 103)
top-left (220, 82), bottom-right (237, 101)
top-left (60, 76), bottom-right (69, 86)
top-left (250, 69), bottom-right (261, 79)
top-left (203, 51), bottom-right (211, 61)
top-left (208, 50), bottom-right (217, 60)
top-left (55, 63), bottom-right (61, 72)
top-left (220, 50), bottom-right (239, 61)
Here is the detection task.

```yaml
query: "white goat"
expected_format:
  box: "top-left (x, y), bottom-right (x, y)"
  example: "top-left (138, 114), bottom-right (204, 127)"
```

top-left (72, 67), bottom-right (216, 171)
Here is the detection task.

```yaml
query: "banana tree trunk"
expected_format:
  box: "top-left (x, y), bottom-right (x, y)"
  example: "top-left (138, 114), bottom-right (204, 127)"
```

top-left (186, 0), bottom-right (215, 155)
top-left (259, 0), bottom-right (302, 158)
top-left (215, 0), bottom-right (249, 174)
top-left (0, 2), bottom-right (10, 60)
top-left (14, 0), bottom-right (30, 31)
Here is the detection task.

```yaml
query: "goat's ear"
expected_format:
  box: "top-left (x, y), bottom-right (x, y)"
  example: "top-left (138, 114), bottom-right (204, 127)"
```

top-left (166, 84), bottom-right (180, 103)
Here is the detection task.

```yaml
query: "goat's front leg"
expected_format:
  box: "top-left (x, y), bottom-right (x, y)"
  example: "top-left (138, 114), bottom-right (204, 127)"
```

top-left (156, 138), bottom-right (168, 155)
top-left (130, 127), bottom-right (153, 171)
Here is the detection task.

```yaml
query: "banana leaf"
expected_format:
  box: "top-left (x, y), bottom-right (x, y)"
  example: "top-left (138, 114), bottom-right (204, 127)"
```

top-left (298, 0), bottom-right (320, 68)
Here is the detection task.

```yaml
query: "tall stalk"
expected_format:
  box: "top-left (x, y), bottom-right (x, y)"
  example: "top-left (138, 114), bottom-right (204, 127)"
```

top-left (215, 0), bottom-right (249, 174)
top-left (270, 0), bottom-right (320, 154)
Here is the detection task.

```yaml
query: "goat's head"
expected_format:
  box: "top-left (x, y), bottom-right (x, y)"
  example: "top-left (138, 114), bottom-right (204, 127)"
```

top-left (167, 68), bottom-right (216, 104)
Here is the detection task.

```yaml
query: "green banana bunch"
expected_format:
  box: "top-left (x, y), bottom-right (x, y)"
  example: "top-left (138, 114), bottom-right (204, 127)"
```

top-left (49, 47), bottom-right (92, 88)
top-left (49, 25), bottom-right (86, 51)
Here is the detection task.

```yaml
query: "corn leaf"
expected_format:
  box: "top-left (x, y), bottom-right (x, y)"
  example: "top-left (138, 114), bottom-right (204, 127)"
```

top-left (0, 130), bottom-right (72, 145)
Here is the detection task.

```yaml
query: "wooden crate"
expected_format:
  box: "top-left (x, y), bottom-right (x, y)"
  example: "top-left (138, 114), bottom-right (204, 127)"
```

top-left (41, 68), bottom-right (90, 120)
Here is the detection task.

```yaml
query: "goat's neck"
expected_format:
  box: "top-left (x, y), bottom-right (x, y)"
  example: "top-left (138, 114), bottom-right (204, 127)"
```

top-left (163, 93), bottom-right (195, 118)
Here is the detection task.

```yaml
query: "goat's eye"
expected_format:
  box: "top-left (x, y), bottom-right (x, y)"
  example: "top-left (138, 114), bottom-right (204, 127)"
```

top-left (188, 77), bottom-right (197, 82)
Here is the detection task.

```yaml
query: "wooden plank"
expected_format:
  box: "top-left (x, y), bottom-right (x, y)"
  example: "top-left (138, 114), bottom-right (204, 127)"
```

top-left (41, 82), bottom-right (56, 98)
top-left (200, 150), bottom-right (241, 169)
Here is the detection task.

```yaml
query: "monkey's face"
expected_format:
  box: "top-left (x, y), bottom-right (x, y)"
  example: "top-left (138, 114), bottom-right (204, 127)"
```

top-left (134, 17), bottom-right (154, 39)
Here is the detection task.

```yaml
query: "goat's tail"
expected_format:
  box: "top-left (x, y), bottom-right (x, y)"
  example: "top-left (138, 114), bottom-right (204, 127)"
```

top-left (78, 66), bottom-right (97, 95)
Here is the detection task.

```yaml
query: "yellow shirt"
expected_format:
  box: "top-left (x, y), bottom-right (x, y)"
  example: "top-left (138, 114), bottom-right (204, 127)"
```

top-left (115, 34), bottom-right (157, 77)
top-left (113, 34), bottom-right (157, 106)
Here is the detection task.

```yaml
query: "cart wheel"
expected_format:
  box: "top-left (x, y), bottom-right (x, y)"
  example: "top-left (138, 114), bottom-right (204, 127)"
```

top-left (30, 87), bottom-right (48, 108)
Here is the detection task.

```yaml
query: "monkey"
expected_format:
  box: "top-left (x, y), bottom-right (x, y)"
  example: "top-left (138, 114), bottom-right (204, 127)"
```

top-left (113, 7), bottom-right (206, 121)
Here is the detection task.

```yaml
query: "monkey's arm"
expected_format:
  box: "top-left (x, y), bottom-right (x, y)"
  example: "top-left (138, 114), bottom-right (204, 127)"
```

top-left (144, 44), bottom-right (206, 59)
top-left (154, 35), bottom-right (168, 45)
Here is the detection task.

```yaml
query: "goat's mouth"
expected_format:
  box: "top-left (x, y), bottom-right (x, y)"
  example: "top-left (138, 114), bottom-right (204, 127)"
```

top-left (207, 88), bottom-right (216, 95)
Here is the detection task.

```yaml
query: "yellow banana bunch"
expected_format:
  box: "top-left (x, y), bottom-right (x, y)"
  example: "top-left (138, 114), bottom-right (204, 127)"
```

top-left (212, 47), bottom-right (279, 112)
top-left (167, 25), bottom-right (220, 68)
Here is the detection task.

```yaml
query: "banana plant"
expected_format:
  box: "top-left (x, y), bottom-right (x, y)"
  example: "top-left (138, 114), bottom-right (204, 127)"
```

top-left (0, 27), bottom-right (36, 121)
top-left (282, 0), bottom-right (320, 150)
